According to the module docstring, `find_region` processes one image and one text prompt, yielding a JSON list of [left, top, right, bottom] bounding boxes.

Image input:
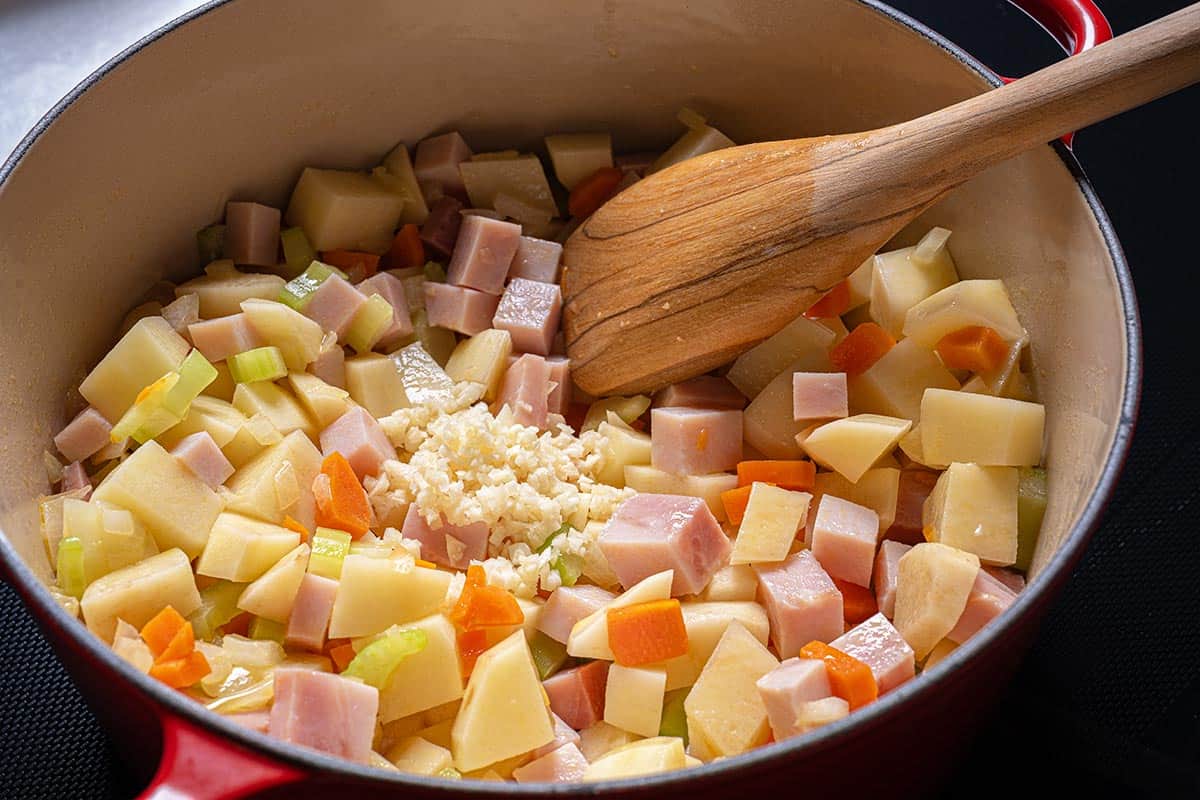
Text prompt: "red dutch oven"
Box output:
[[0, 0, 1138, 797]]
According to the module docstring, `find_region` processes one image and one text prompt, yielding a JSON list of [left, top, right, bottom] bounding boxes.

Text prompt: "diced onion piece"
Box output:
[[248, 616, 287, 644], [188, 581, 245, 640], [345, 293, 395, 354], [423, 261, 447, 283], [912, 226, 952, 266], [42, 451, 64, 485], [530, 630, 568, 680], [343, 626, 428, 688], [228, 347, 288, 384], [677, 107, 707, 130], [309, 527, 353, 580], [582, 395, 650, 433], [162, 349, 218, 417], [280, 227, 317, 277], [56, 537, 86, 599], [278, 261, 347, 311], [553, 554, 584, 587]]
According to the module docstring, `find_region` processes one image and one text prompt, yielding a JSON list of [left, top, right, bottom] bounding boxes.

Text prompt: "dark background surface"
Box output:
[[1, 0, 1198, 797]]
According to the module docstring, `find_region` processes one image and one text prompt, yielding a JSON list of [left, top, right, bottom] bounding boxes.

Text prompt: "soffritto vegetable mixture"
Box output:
[[39, 110, 1048, 782]]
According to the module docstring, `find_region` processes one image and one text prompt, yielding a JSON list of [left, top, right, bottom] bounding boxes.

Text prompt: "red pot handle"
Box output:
[[139, 712, 305, 800], [1002, 0, 1114, 146]]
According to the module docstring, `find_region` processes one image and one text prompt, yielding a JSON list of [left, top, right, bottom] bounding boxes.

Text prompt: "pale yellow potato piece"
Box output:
[[241, 299, 324, 371], [92, 440, 222, 558], [727, 316, 834, 399], [922, 638, 959, 670], [224, 413, 285, 469], [345, 353, 408, 417], [203, 362, 237, 402], [386, 736, 452, 775], [730, 484, 811, 565], [80, 548, 200, 643], [232, 381, 317, 441], [237, 543, 309, 622], [605, 664, 668, 738], [650, 123, 735, 173], [795, 696, 850, 733], [380, 143, 430, 225], [285, 167, 406, 253], [459, 156, 558, 217], [328, 556, 451, 639], [62, 499, 158, 587], [195, 512, 301, 582], [848, 337, 958, 421], [416, 719, 455, 750], [285, 372, 352, 428], [451, 631, 554, 772], [813, 468, 900, 534], [79, 316, 190, 422], [597, 417, 652, 488], [656, 601, 770, 691], [578, 722, 641, 762], [622, 466, 737, 521], [920, 389, 1045, 467], [902, 279, 1025, 348], [802, 414, 912, 483], [845, 256, 874, 309], [545, 133, 613, 190], [156, 396, 245, 451], [176, 264, 287, 319], [869, 229, 959, 337], [582, 737, 688, 781], [897, 424, 946, 470], [389, 342, 453, 405], [924, 463, 1019, 566], [567, 570, 674, 660], [697, 564, 758, 602], [894, 542, 980, 659], [224, 430, 321, 530], [684, 621, 778, 759], [378, 614, 465, 723], [445, 329, 513, 401], [743, 361, 813, 459]]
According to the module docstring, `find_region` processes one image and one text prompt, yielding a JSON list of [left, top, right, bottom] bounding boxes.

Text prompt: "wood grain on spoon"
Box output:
[[563, 3, 1200, 396]]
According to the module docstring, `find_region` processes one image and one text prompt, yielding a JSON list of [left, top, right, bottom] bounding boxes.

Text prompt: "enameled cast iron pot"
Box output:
[[0, 0, 1139, 797]]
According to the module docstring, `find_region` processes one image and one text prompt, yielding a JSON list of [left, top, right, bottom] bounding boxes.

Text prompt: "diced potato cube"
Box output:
[[445, 329, 513, 401], [459, 155, 558, 218], [727, 316, 834, 399], [380, 143, 430, 225], [604, 664, 667, 738], [344, 353, 408, 418], [897, 424, 944, 470], [79, 316, 190, 422], [224, 430, 322, 530], [237, 543, 310, 622], [923, 638, 959, 670], [386, 736, 453, 776], [176, 264, 286, 319], [920, 389, 1045, 467], [698, 564, 758, 602], [597, 417, 652, 488], [622, 466, 737, 522], [63, 499, 159, 586], [378, 614, 465, 723], [657, 601, 769, 691], [847, 337, 958, 421], [869, 229, 959, 337], [894, 542, 980, 659], [578, 722, 641, 762], [901, 279, 1025, 348], [802, 414, 911, 483], [581, 737, 687, 781], [650, 123, 735, 173], [195, 512, 301, 582], [232, 381, 317, 440], [545, 133, 613, 190], [924, 463, 1019, 566], [80, 548, 200, 642], [845, 256, 873, 310], [813, 468, 900, 534], [794, 696, 850, 733], [286, 372, 352, 428], [156, 396, 245, 451], [328, 556, 452, 639], [285, 167, 406, 253], [684, 621, 778, 759], [743, 361, 813, 459], [730, 484, 811, 565], [241, 299, 324, 371], [567, 571, 673, 660]]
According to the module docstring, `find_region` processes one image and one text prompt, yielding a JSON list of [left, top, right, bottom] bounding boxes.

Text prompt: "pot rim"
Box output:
[[0, 0, 1142, 793]]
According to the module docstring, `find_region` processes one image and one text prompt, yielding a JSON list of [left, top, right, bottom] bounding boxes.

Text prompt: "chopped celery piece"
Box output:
[[536, 522, 572, 554], [162, 349, 218, 417], [228, 346, 288, 384], [280, 227, 317, 277], [581, 395, 651, 433], [110, 372, 184, 444], [248, 616, 287, 644], [437, 768, 462, 780], [345, 293, 395, 354], [423, 261, 446, 283], [278, 261, 348, 311], [309, 527, 353, 579], [56, 537, 86, 599], [189, 581, 246, 640], [529, 630, 568, 680], [411, 308, 457, 367], [1016, 467, 1048, 572], [553, 554, 584, 587], [197, 224, 226, 262], [343, 627, 428, 688], [659, 688, 690, 743]]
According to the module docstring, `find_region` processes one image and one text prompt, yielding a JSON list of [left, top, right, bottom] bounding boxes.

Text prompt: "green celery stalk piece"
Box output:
[[228, 346, 288, 384], [535, 522, 572, 554], [659, 688, 690, 743], [162, 349, 218, 417], [529, 631, 569, 680], [1015, 467, 1048, 573], [56, 537, 86, 599], [197, 224, 226, 263], [422, 261, 447, 283], [280, 227, 317, 277], [188, 581, 246, 641], [411, 308, 457, 366], [343, 627, 428, 689], [553, 554, 584, 587], [345, 294, 395, 354], [309, 527, 353, 579], [110, 372, 184, 444], [278, 261, 348, 310], [248, 616, 287, 644]]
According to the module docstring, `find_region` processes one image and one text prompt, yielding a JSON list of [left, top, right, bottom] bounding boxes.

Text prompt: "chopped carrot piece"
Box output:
[[568, 167, 623, 219], [282, 515, 310, 544], [158, 622, 196, 663], [140, 606, 188, 659], [385, 224, 425, 269], [799, 640, 878, 710], [314, 452, 372, 538], [319, 250, 380, 279], [833, 578, 879, 625], [934, 325, 1009, 373], [721, 484, 755, 527], [149, 650, 211, 689], [607, 599, 689, 666], [222, 612, 252, 637], [457, 628, 489, 676], [736, 460, 816, 491], [449, 564, 524, 631], [328, 642, 357, 673], [803, 281, 851, 319], [829, 322, 895, 377], [414, 558, 438, 569]]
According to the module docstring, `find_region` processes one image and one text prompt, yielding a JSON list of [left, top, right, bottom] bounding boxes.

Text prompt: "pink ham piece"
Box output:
[[886, 469, 939, 546], [492, 278, 563, 356], [793, 373, 849, 422], [538, 585, 616, 644], [268, 667, 379, 763], [494, 354, 552, 429], [400, 505, 488, 569], [531, 713, 583, 759], [304, 275, 367, 340], [810, 495, 880, 588], [355, 272, 413, 350], [419, 195, 464, 259], [649, 407, 742, 476], [831, 612, 915, 693], [310, 339, 346, 389], [753, 551, 844, 658], [170, 431, 235, 488], [224, 201, 281, 267], [985, 566, 1026, 594], [54, 407, 112, 462], [599, 494, 732, 596], [873, 540, 912, 619], [756, 657, 834, 741], [546, 357, 571, 415], [445, 215, 521, 295], [509, 236, 563, 284], [653, 376, 746, 410], [512, 743, 588, 784], [285, 573, 339, 651], [60, 461, 91, 496], [424, 282, 500, 336], [543, 661, 609, 730], [413, 132, 472, 196], [227, 710, 271, 733], [162, 294, 200, 336], [947, 569, 1018, 644], [189, 313, 263, 362], [319, 406, 397, 480]]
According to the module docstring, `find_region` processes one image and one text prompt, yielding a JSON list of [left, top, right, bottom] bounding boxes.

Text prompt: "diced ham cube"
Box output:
[[492, 278, 563, 356], [831, 612, 915, 693], [793, 373, 849, 422], [225, 201, 281, 267], [285, 573, 339, 651], [599, 494, 732, 596], [509, 236, 563, 284], [984, 566, 1026, 594], [60, 461, 92, 496], [189, 313, 264, 362], [319, 406, 397, 480], [268, 667, 379, 763], [423, 282, 500, 336], [513, 743, 588, 783], [54, 407, 113, 462], [355, 273, 413, 350], [873, 540, 912, 619], [494, 354, 552, 429], [753, 551, 844, 658], [886, 469, 939, 545], [810, 495, 880, 588], [538, 585, 616, 644], [543, 661, 610, 730], [649, 407, 742, 476], [546, 357, 571, 415], [400, 505, 488, 569], [756, 657, 833, 741], [170, 431, 235, 489], [419, 195, 464, 259], [413, 132, 472, 196], [653, 376, 746, 410], [227, 710, 271, 733], [445, 215, 521, 295], [310, 337, 346, 388], [304, 275, 366, 339], [947, 569, 1018, 644], [531, 713, 583, 759]]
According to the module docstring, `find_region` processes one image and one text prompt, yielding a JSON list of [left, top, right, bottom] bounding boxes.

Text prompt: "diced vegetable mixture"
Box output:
[[39, 109, 1047, 782]]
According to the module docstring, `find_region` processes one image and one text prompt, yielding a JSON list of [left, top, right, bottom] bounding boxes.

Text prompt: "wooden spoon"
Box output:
[[562, 3, 1200, 396]]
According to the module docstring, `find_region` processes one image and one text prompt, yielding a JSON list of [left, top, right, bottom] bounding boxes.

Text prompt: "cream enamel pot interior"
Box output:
[[0, 0, 1138, 797]]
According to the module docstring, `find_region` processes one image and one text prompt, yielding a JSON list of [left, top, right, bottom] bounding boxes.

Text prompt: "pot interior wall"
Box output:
[[0, 0, 1126, 587]]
